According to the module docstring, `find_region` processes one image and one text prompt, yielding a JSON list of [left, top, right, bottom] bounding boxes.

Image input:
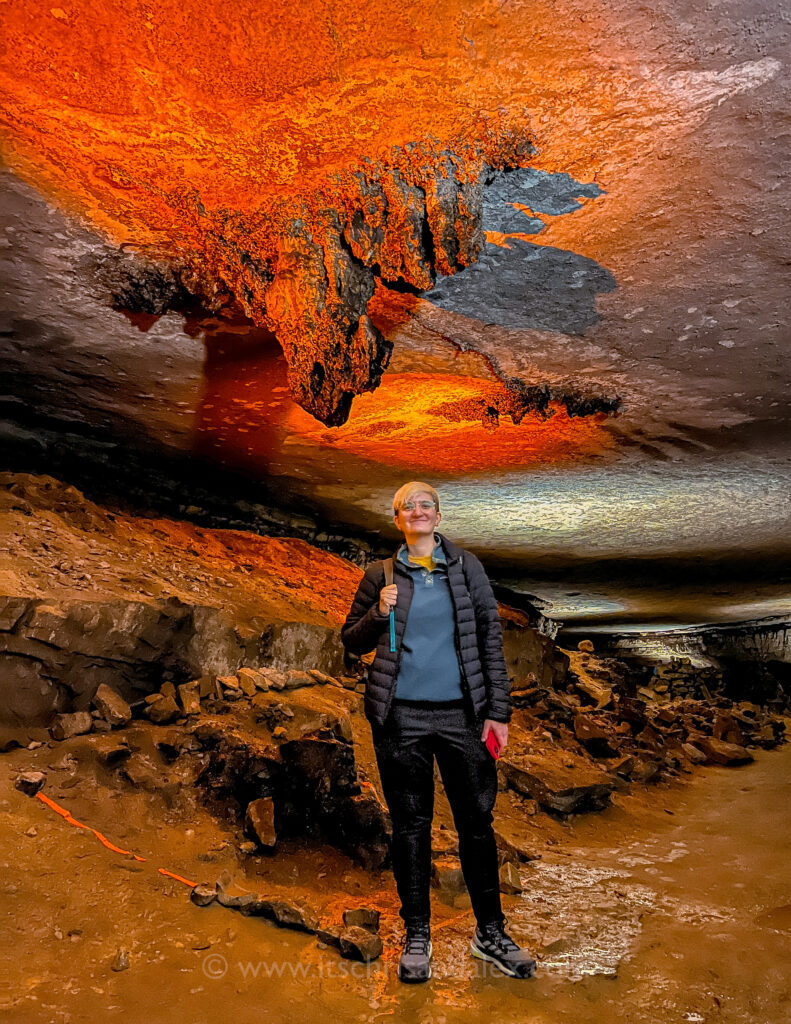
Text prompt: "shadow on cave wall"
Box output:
[[423, 167, 616, 333]]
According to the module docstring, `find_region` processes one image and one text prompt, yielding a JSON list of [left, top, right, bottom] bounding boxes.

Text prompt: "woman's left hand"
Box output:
[[481, 718, 508, 751]]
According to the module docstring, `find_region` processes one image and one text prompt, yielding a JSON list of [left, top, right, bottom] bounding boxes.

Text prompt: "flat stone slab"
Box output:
[[501, 755, 615, 814]]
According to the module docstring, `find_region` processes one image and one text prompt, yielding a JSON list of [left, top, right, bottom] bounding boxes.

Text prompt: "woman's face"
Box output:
[[394, 490, 441, 536]]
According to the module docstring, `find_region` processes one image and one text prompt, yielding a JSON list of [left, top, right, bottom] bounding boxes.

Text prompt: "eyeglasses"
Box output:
[[398, 500, 437, 513]]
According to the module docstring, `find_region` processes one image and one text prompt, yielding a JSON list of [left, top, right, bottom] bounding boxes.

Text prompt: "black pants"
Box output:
[[371, 697, 505, 931]]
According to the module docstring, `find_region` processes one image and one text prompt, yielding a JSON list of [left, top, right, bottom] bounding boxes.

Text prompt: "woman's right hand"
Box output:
[[379, 584, 398, 616]]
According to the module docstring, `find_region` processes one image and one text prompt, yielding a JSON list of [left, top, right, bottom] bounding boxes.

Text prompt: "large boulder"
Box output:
[[500, 755, 615, 814], [573, 713, 620, 757], [691, 736, 754, 765]]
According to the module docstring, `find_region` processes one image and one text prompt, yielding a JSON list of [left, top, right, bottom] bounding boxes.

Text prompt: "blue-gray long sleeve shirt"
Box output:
[[392, 534, 465, 701]]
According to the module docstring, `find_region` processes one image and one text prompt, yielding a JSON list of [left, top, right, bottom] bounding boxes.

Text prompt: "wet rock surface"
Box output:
[[0, 0, 790, 640]]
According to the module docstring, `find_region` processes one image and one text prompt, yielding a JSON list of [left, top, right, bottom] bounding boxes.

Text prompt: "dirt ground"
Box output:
[[2, 717, 790, 1024]]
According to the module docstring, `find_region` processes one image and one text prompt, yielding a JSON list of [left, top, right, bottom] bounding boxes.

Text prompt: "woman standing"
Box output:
[[341, 481, 536, 983]]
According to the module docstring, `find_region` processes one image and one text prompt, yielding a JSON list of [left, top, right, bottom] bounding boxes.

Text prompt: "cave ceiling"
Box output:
[[0, 0, 789, 631]]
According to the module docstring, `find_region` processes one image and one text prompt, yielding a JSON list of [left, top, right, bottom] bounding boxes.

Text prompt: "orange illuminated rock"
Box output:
[[0, 1, 540, 424], [1, 1, 713, 430]]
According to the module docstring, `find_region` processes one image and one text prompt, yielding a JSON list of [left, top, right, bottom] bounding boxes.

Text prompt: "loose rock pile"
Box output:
[[44, 668, 359, 739], [42, 653, 789, 834], [639, 657, 722, 701], [36, 666, 542, 902], [503, 657, 786, 818]]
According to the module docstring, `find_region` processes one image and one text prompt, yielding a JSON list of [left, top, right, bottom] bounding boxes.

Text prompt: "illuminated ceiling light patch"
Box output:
[[285, 374, 615, 473]]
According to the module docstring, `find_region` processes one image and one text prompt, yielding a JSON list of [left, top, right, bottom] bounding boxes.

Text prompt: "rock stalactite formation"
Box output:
[[0, 0, 539, 425], [40, 136, 538, 427], [170, 138, 534, 425], [1, 0, 539, 424]]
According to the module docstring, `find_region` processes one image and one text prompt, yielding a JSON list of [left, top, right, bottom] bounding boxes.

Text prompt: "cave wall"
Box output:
[[0, 595, 346, 727]]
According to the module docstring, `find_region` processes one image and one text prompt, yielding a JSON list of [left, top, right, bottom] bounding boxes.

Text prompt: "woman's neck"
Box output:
[[405, 532, 437, 557]]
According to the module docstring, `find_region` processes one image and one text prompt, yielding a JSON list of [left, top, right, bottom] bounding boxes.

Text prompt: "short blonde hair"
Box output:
[[392, 481, 440, 515]]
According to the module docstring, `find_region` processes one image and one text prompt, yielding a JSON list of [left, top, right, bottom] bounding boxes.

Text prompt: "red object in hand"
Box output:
[[485, 730, 501, 759]]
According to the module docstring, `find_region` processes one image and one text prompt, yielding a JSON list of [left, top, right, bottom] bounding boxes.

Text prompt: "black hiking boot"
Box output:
[[470, 917, 537, 978], [398, 924, 432, 983]]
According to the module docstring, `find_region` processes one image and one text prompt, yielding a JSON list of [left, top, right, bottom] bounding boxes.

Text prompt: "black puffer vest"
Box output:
[[340, 532, 511, 727]]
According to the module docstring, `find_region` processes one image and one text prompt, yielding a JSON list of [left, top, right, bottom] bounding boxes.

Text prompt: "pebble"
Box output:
[[15, 771, 47, 796], [111, 950, 130, 972]]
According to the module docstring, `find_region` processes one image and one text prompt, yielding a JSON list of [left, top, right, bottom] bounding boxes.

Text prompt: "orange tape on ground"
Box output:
[[35, 791, 161, 866], [158, 867, 197, 887], [36, 791, 146, 859]]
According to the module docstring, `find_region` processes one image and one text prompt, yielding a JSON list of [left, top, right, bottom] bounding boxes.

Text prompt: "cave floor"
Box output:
[[1, 731, 789, 1024]]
